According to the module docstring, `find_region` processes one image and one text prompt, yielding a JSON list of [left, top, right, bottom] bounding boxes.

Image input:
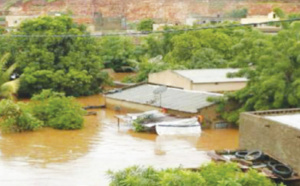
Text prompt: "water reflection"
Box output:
[[0, 94, 239, 185]]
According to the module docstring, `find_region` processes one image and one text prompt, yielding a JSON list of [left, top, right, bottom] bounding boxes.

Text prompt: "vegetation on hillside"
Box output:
[[107, 162, 282, 186]]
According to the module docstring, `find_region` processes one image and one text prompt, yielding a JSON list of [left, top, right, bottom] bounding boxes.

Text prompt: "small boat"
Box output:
[[154, 118, 201, 136], [115, 110, 202, 136]]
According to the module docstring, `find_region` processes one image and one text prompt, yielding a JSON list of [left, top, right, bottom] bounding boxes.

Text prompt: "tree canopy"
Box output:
[[10, 16, 107, 97]]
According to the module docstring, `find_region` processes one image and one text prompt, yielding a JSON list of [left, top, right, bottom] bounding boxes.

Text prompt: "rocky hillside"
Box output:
[[1, 0, 300, 23]]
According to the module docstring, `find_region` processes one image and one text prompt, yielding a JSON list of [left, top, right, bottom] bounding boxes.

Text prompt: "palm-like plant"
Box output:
[[0, 53, 19, 99]]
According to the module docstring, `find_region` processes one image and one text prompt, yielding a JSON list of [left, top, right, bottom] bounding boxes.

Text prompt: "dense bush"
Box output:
[[0, 90, 86, 133], [31, 90, 86, 130], [137, 19, 155, 32], [0, 99, 43, 133], [107, 163, 281, 186]]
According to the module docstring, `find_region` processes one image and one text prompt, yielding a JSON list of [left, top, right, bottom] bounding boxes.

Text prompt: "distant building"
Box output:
[[240, 108, 300, 173], [105, 83, 224, 128], [186, 15, 239, 26], [241, 11, 280, 27], [5, 15, 38, 29], [148, 69, 247, 93], [153, 23, 174, 31]]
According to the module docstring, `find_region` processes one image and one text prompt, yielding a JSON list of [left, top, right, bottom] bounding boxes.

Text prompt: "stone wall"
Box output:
[[240, 109, 300, 173]]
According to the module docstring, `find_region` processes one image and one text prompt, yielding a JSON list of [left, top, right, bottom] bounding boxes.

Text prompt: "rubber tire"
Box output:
[[272, 164, 293, 178], [235, 150, 248, 159], [244, 150, 263, 161], [267, 160, 279, 169]]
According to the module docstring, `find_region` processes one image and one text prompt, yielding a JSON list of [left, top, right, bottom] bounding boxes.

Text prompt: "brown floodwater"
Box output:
[[0, 95, 238, 186]]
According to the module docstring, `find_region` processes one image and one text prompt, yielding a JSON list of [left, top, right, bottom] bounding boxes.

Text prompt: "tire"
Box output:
[[244, 150, 263, 161], [235, 150, 248, 159], [272, 164, 293, 178], [267, 160, 279, 169]]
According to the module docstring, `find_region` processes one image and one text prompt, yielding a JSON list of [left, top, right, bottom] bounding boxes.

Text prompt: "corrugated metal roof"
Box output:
[[106, 84, 222, 113], [173, 69, 248, 83], [265, 114, 300, 130]]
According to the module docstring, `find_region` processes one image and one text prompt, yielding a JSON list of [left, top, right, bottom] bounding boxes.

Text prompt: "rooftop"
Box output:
[[265, 114, 300, 130], [106, 84, 222, 113], [173, 69, 248, 83], [245, 108, 300, 130]]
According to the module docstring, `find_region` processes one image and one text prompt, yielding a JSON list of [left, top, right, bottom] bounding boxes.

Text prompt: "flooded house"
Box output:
[[105, 83, 224, 128], [240, 109, 300, 173], [148, 69, 247, 93]]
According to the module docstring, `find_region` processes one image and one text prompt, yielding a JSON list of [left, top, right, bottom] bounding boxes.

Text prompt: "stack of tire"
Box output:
[[235, 150, 293, 178]]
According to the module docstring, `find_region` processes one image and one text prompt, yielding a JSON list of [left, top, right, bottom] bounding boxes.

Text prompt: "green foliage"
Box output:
[[31, 89, 86, 130], [108, 166, 160, 186], [10, 16, 106, 97], [97, 36, 137, 72], [137, 19, 155, 32], [0, 53, 19, 99], [107, 163, 279, 186], [226, 8, 248, 18], [159, 168, 206, 186], [0, 90, 85, 133], [212, 24, 300, 124], [132, 118, 146, 132], [0, 99, 43, 133]]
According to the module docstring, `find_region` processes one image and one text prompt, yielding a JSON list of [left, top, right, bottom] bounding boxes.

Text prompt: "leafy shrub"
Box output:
[[107, 163, 281, 186], [0, 99, 43, 133], [137, 19, 155, 32], [132, 118, 146, 132], [159, 168, 206, 186], [31, 89, 86, 130], [107, 166, 160, 186]]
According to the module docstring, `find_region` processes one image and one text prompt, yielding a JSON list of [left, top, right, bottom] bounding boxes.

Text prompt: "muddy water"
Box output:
[[0, 95, 238, 186]]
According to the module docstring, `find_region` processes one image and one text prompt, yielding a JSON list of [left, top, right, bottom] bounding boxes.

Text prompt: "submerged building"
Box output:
[[240, 109, 300, 173], [148, 69, 247, 93], [105, 83, 224, 128]]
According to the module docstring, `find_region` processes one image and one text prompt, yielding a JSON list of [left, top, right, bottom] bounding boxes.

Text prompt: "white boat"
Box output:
[[116, 110, 202, 136], [154, 118, 201, 136]]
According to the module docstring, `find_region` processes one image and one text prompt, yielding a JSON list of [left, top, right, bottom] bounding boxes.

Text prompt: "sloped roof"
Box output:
[[173, 69, 247, 83], [106, 84, 222, 113]]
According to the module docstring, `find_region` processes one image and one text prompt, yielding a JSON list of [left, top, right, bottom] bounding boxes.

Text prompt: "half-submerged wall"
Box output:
[[240, 109, 300, 173]]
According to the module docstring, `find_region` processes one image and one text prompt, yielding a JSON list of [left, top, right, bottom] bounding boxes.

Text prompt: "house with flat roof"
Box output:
[[240, 108, 300, 173], [148, 69, 247, 93], [105, 83, 224, 128], [241, 11, 280, 29]]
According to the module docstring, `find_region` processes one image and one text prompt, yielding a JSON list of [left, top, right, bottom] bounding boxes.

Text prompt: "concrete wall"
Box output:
[[240, 112, 300, 173], [105, 97, 221, 129], [192, 81, 247, 93], [148, 70, 192, 90]]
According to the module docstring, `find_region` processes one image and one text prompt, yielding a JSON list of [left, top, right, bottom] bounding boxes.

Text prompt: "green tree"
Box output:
[[213, 23, 300, 124], [0, 53, 19, 99], [137, 19, 155, 32], [97, 36, 137, 72], [13, 16, 107, 97]]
